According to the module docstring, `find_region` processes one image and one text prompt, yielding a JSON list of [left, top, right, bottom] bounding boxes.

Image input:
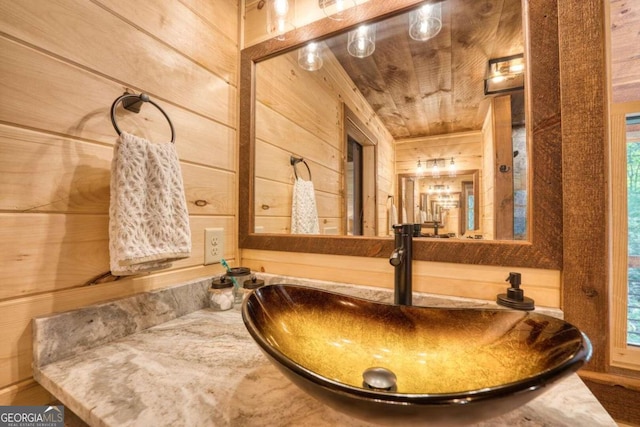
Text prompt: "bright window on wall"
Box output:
[[627, 113, 640, 347], [611, 102, 640, 370]]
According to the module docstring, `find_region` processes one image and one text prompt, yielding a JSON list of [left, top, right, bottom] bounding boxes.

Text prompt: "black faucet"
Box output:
[[389, 224, 413, 305]]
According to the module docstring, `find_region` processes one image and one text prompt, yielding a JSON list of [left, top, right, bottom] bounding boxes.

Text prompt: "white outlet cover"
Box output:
[[204, 228, 224, 265]]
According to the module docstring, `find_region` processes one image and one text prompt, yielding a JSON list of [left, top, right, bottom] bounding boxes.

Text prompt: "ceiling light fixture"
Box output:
[[409, 2, 442, 41], [484, 54, 525, 95], [448, 157, 456, 177], [318, 0, 356, 21], [431, 159, 440, 178], [347, 24, 376, 58], [267, 0, 294, 41], [298, 42, 323, 71]]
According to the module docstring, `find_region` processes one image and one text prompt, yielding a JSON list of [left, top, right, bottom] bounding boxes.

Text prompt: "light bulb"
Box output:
[[348, 25, 376, 58], [274, 0, 289, 16], [298, 42, 323, 71], [510, 63, 525, 73], [409, 3, 442, 41], [448, 158, 456, 177], [431, 161, 440, 178]]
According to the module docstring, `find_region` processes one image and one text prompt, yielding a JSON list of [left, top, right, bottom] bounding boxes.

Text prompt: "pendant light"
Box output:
[[347, 24, 376, 58], [319, 0, 356, 21], [409, 3, 442, 41], [298, 42, 323, 71], [267, 0, 294, 40]]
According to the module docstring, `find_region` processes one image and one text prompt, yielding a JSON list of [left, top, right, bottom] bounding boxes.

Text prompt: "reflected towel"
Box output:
[[388, 203, 398, 233], [291, 178, 319, 234], [109, 132, 191, 275]]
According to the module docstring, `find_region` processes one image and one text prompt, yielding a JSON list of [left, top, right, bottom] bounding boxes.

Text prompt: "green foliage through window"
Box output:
[[627, 114, 640, 346]]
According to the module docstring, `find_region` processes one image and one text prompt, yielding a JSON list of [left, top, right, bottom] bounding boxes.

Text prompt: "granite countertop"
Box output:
[[33, 276, 617, 427]]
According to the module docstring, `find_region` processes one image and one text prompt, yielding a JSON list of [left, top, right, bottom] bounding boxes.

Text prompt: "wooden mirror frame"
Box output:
[[239, 0, 562, 269]]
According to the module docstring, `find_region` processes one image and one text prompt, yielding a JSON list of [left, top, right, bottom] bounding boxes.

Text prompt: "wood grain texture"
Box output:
[[97, 0, 238, 85], [0, 0, 236, 126], [558, 0, 610, 372], [0, 0, 239, 404], [610, 0, 640, 103], [493, 95, 514, 240], [252, 36, 394, 235], [241, 248, 560, 306], [582, 377, 640, 425]]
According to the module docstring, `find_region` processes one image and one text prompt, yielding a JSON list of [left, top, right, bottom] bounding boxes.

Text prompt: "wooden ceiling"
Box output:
[[326, 0, 524, 139]]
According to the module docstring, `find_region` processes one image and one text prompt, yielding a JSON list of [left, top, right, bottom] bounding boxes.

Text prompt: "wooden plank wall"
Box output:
[[254, 45, 395, 236], [0, 0, 239, 405], [481, 103, 495, 239], [610, 0, 640, 103], [242, 249, 561, 306]]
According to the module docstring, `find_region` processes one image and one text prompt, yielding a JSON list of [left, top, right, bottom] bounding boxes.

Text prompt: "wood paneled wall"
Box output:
[[481, 103, 495, 239], [395, 131, 483, 175], [254, 45, 395, 236], [0, 0, 239, 405], [242, 249, 561, 306]]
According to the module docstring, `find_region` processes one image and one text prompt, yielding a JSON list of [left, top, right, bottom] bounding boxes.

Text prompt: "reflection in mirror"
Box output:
[[253, 0, 526, 241], [398, 170, 480, 238], [239, 0, 563, 269]]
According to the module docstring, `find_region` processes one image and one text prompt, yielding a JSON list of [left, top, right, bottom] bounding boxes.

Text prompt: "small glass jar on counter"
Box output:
[[208, 276, 234, 311], [226, 267, 251, 306], [241, 275, 265, 302]]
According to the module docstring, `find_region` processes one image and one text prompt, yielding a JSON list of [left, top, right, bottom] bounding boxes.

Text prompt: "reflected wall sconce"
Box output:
[[318, 0, 356, 21], [347, 24, 376, 58], [484, 54, 525, 95], [267, 0, 295, 40], [419, 157, 456, 178], [298, 42, 323, 71], [448, 157, 456, 177], [427, 185, 450, 195], [431, 159, 440, 178], [409, 2, 442, 41]]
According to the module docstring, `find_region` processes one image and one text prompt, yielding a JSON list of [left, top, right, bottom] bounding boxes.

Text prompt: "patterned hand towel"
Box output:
[[109, 132, 191, 275], [291, 177, 319, 234]]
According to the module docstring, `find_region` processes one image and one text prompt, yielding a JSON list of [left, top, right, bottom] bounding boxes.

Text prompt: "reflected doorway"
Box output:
[[344, 105, 377, 236], [346, 137, 363, 235]]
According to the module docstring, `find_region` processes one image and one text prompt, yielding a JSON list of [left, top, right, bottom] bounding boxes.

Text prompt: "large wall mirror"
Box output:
[[239, 0, 562, 269]]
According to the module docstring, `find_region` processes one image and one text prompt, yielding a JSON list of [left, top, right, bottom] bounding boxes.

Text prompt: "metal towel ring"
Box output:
[[110, 92, 176, 143], [290, 156, 312, 180]]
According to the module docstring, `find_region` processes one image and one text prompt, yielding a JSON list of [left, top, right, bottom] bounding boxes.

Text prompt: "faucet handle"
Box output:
[[389, 248, 404, 266]]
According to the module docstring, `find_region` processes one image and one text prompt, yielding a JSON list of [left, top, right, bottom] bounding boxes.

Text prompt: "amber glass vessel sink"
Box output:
[[242, 284, 591, 426]]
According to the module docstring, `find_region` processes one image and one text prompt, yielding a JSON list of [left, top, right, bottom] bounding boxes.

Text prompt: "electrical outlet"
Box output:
[[204, 228, 224, 265]]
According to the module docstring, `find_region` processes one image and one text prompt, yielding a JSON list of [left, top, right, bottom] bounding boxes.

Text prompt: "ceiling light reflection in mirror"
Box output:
[[253, 0, 526, 241]]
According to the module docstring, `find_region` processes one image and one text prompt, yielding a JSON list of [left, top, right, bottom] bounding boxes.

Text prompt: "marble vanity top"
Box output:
[[32, 275, 616, 427]]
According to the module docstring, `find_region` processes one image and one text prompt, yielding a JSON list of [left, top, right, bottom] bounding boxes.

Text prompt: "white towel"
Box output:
[[291, 178, 319, 234], [109, 132, 191, 275]]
